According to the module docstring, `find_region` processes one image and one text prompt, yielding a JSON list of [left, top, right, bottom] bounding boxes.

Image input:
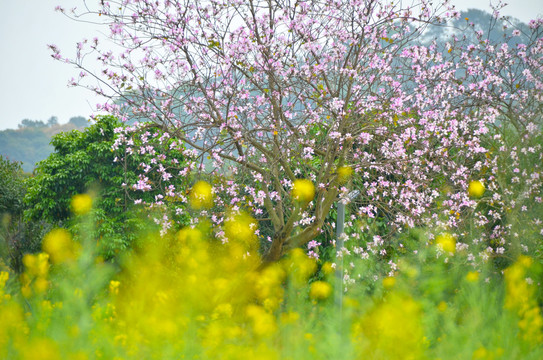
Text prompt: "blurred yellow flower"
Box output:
[[291, 179, 315, 203], [466, 271, 480, 282], [246, 305, 277, 337], [190, 180, 214, 209], [383, 276, 396, 289], [177, 227, 203, 246], [504, 256, 543, 343], [109, 280, 120, 295], [224, 211, 258, 250], [280, 311, 300, 324], [468, 180, 485, 199], [356, 294, 424, 359], [286, 249, 317, 286], [309, 281, 332, 300], [20, 338, 60, 360], [436, 233, 456, 254], [321, 262, 335, 276], [212, 303, 233, 320], [337, 165, 353, 184], [472, 346, 488, 359], [34, 278, 49, 294], [71, 193, 93, 215], [0, 271, 8, 286], [22, 253, 49, 277], [42, 229, 76, 264]]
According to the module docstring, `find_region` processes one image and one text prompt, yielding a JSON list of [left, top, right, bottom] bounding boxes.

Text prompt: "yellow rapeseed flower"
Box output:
[[42, 228, 76, 264], [466, 271, 480, 282], [280, 311, 300, 325], [22, 253, 49, 277], [246, 305, 277, 337], [20, 338, 60, 360], [189, 180, 214, 209], [321, 262, 335, 276], [436, 232, 456, 254], [472, 346, 488, 359], [0, 271, 9, 299], [468, 180, 485, 199], [177, 227, 203, 246], [0, 271, 7, 285], [291, 179, 315, 203], [256, 263, 286, 300], [224, 211, 258, 250], [504, 256, 543, 343], [285, 248, 317, 286], [34, 277, 49, 294], [309, 281, 332, 300], [383, 276, 396, 289], [337, 165, 353, 184], [356, 294, 424, 359], [71, 193, 93, 215], [109, 280, 121, 295]]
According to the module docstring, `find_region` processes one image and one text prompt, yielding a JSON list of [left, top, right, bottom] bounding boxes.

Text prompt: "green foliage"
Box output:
[[0, 156, 26, 217], [0, 156, 26, 268], [0, 156, 45, 272], [24, 115, 189, 259]]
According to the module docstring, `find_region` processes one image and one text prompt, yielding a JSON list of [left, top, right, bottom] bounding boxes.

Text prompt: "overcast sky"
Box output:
[[1, 0, 542, 130]]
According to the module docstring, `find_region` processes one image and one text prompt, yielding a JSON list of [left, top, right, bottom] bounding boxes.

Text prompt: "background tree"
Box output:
[[68, 116, 88, 128], [46, 116, 59, 127], [53, 1, 543, 263], [0, 156, 42, 272], [18, 119, 46, 129], [24, 115, 190, 258], [0, 157, 26, 218]]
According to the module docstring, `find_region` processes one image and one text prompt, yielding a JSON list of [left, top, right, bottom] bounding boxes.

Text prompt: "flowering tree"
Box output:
[[51, 0, 543, 263]]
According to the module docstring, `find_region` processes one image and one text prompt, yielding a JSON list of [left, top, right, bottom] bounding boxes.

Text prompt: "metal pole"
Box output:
[[335, 200, 346, 311], [335, 190, 360, 316]]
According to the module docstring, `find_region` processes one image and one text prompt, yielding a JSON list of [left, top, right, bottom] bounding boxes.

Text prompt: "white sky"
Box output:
[[0, 0, 542, 130]]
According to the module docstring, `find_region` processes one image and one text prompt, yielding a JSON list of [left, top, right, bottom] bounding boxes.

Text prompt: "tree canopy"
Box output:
[[52, 1, 543, 262]]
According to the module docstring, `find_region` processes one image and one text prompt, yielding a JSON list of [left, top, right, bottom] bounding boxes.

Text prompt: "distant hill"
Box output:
[[0, 116, 90, 173]]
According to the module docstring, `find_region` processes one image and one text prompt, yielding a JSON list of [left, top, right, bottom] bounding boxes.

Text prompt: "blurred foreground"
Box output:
[[1, 209, 542, 360]]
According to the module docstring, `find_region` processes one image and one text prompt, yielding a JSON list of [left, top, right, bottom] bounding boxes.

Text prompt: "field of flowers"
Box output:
[[2, 1, 543, 358], [1, 182, 542, 360]]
